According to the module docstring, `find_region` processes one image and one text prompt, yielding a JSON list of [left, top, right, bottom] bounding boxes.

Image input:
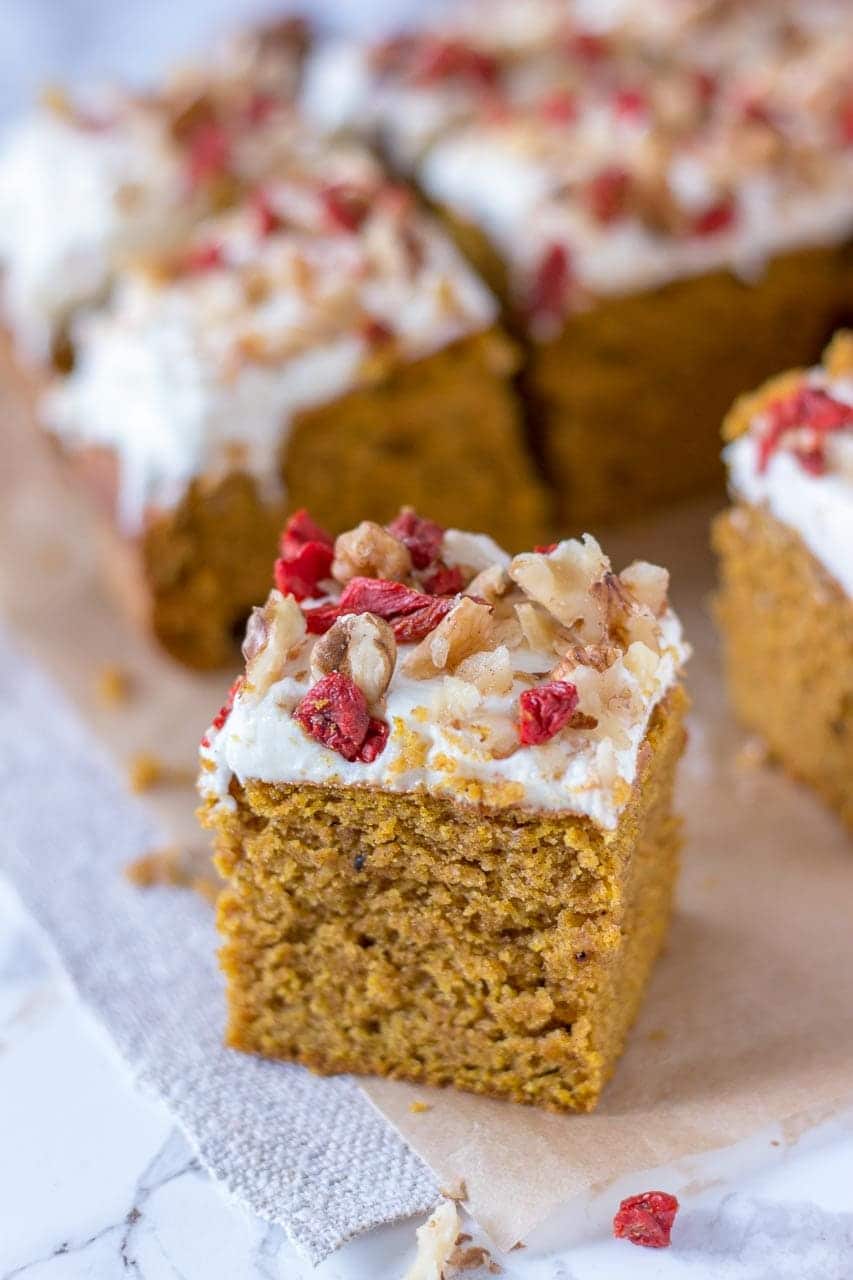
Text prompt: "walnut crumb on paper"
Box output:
[[403, 1200, 460, 1280], [440, 1179, 468, 1202], [448, 1242, 502, 1273]]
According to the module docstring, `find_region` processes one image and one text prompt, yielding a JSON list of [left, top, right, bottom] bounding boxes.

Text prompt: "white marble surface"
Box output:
[[2, 877, 853, 1280]]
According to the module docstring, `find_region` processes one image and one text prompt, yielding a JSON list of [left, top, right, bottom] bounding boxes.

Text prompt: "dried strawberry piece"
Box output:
[[186, 121, 231, 186], [518, 680, 579, 745], [539, 89, 578, 124], [527, 243, 573, 327], [360, 717, 390, 763], [303, 577, 456, 641], [280, 509, 334, 560], [421, 564, 464, 596], [293, 672, 377, 761], [244, 92, 278, 127], [320, 182, 371, 232], [534, 542, 558, 554], [201, 676, 244, 748], [361, 315, 395, 347], [839, 96, 853, 145], [583, 166, 631, 225], [386, 509, 445, 569], [410, 37, 498, 88], [564, 30, 608, 63], [691, 196, 736, 236], [275, 509, 334, 601], [391, 597, 456, 642], [183, 241, 224, 274], [251, 189, 282, 237], [757, 385, 853, 474], [613, 1191, 679, 1248], [614, 87, 648, 120]]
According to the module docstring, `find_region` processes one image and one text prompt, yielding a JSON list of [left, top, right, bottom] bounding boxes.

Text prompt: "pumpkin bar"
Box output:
[[0, 17, 310, 368], [305, 0, 853, 524], [198, 508, 689, 1112], [714, 332, 853, 830], [38, 125, 545, 668]]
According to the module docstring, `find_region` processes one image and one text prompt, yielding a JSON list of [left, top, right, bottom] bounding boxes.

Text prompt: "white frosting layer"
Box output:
[[0, 110, 184, 359], [44, 204, 496, 532], [200, 532, 689, 831], [725, 378, 853, 598]]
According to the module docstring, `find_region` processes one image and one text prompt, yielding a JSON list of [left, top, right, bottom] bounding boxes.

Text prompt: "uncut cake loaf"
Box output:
[[7, 91, 545, 668], [305, 0, 853, 524], [198, 508, 689, 1112], [714, 333, 853, 830]]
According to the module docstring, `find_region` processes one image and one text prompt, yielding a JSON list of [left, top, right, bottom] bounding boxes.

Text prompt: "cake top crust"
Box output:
[[303, 0, 853, 335], [723, 333, 853, 597], [200, 509, 688, 830]]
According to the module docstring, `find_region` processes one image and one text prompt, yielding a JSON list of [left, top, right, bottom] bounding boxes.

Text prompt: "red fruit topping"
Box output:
[[527, 244, 573, 327], [757, 385, 853, 474], [280, 509, 334, 559], [200, 676, 244, 748], [274, 509, 334, 601], [564, 31, 608, 63], [534, 542, 558, 554], [386, 509, 445, 569], [613, 1191, 679, 1249], [183, 241, 224, 274], [320, 182, 371, 232], [421, 563, 464, 596], [186, 121, 231, 186], [539, 89, 578, 124], [583, 166, 631, 225], [614, 87, 648, 120], [518, 680, 579, 745], [293, 672, 387, 762], [361, 315, 395, 347], [693, 69, 718, 105], [691, 196, 736, 236], [251, 189, 282, 237], [303, 577, 456, 642], [274, 542, 334, 601], [410, 37, 498, 88], [245, 92, 278, 126], [839, 96, 853, 145]]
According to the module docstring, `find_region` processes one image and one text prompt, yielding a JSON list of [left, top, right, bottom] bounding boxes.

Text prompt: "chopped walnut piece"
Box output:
[[243, 590, 306, 696], [823, 330, 853, 378], [441, 529, 510, 575], [310, 611, 396, 706], [592, 572, 661, 652], [509, 535, 608, 640], [456, 645, 515, 696], [449, 1243, 502, 1274], [514, 601, 567, 653], [404, 598, 496, 679], [555, 642, 621, 675], [332, 521, 412, 584], [403, 1201, 460, 1280], [619, 562, 669, 616], [465, 562, 510, 603], [623, 641, 662, 696]]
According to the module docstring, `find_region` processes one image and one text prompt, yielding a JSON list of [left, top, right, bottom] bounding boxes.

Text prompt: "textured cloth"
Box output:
[[0, 629, 438, 1262]]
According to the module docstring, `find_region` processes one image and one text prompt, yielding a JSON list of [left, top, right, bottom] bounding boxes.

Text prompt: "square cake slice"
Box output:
[[714, 332, 853, 830], [198, 508, 689, 1112], [305, 0, 853, 525]]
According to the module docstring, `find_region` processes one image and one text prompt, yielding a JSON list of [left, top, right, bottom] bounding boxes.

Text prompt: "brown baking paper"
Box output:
[[2, 348, 852, 1253]]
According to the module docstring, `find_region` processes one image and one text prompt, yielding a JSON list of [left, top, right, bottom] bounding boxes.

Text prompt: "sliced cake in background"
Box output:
[[714, 332, 853, 830]]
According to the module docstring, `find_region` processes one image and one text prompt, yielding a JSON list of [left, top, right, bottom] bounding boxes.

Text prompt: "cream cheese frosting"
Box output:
[[725, 364, 853, 598], [43, 159, 496, 532], [200, 522, 689, 831]]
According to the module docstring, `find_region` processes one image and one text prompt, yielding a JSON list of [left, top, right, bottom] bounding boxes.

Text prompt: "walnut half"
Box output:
[[310, 611, 396, 706]]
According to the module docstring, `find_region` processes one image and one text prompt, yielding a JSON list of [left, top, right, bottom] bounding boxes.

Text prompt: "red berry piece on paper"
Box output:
[[613, 1191, 679, 1248]]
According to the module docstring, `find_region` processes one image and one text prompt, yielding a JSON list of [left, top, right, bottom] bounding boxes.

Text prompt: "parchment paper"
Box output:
[[1, 345, 851, 1255]]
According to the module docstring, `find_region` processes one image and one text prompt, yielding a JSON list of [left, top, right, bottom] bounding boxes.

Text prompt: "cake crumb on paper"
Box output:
[[128, 751, 194, 793], [125, 847, 219, 904], [440, 1179, 467, 1203], [449, 1241, 501, 1273], [409, 1099, 432, 1114], [96, 663, 133, 706], [403, 1200, 459, 1280]]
